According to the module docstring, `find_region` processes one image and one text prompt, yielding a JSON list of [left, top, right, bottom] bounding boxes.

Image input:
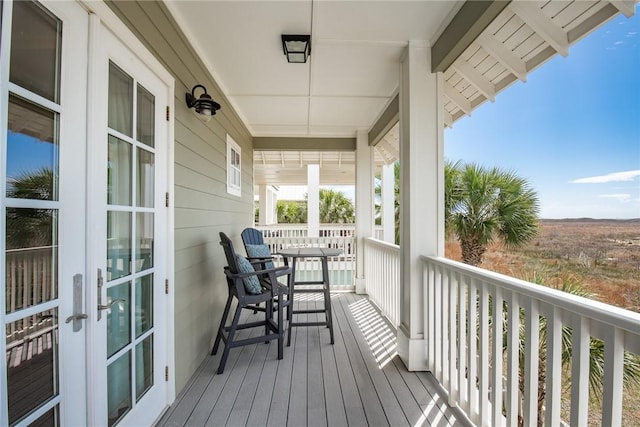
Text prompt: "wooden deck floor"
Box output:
[[156, 293, 468, 427]]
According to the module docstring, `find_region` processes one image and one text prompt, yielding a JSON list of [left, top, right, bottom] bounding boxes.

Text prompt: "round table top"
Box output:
[[277, 247, 343, 258]]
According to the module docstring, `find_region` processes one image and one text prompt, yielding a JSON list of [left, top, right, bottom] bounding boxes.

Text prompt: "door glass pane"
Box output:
[[10, 1, 62, 102], [29, 405, 59, 427], [107, 211, 131, 281], [5, 208, 58, 313], [6, 95, 58, 200], [135, 335, 153, 401], [136, 148, 154, 208], [135, 274, 153, 337], [107, 136, 131, 206], [108, 62, 133, 137], [107, 352, 131, 427], [106, 282, 130, 358], [6, 308, 59, 425], [136, 213, 153, 272], [136, 84, 154, 148]]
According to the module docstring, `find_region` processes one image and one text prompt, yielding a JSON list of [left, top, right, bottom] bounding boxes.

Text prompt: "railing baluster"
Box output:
[[468, 279, 478, 423], [570, 317, 590, 426], [442, 268, 450, 389], [602, 326, 624, 426], [545, 305, 562, 427], [506, 291, 520, 426], [523, 298, 539, 427], [478, 281, 490, 426], [458, 273, 468, 412], [449, 270, 458, 405], [492, 287, 504, 427]]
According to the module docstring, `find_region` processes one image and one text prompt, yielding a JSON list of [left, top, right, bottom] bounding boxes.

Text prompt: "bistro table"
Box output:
[[277, 247, 342, 345]]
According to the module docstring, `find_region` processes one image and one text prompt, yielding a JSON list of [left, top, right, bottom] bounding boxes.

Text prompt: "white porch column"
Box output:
[[307, 164, 320, 238], [382, 163, 395, 244], [258, 184, 268, 226], [355, 130, 373, 294], [397, 41, 444, 371]]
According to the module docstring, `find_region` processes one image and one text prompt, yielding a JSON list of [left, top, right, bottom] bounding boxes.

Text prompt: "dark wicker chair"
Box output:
[[211, 232, 290, 374]]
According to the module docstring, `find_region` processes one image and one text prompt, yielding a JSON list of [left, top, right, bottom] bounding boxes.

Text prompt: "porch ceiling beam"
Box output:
[[453, 61, 496, 102], [253, 137, 356, 151], [510, 1, 569, 57], [444, 81, 472, 115], [610, 0, 636, 18], [431, 1, 511, 73], [368, 94, 399, 147], [476, 33, 528, 82]]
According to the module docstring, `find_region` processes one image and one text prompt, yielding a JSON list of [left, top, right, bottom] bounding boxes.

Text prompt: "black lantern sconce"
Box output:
[[185, 84, 221, 122], [281, 34, 311, 63]]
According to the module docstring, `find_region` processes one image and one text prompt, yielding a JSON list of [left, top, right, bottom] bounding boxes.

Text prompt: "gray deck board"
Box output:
[[155, 293, 466, 427]]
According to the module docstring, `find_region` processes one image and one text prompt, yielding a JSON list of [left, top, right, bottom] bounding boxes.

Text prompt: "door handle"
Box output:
[[66, 274, 87, 332], [98, 299, 126, 311], [97, 268, 127, 320], [65, 313, 88, 323]]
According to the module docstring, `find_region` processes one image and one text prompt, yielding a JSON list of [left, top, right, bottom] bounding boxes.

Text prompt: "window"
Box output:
[[226, 134, 241, 196]]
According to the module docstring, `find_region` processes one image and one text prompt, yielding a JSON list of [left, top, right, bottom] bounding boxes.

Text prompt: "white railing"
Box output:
[[5, 246, 56, 321], [364, 237, 400, 326], [259, 232, 356, 287], [422, 255, 640, 427], [256, 224, 384, 239]]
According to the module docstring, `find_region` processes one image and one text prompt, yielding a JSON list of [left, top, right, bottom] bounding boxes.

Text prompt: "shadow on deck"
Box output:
[[156, 293, 469, 426]]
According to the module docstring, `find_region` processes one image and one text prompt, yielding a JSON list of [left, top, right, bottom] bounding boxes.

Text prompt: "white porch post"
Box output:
[[355, 130, 373, 294], [397, 40, 444, 371], [382, 163, 395, 244], [258, 184, 267, 226], [307, 164, 320, 238]]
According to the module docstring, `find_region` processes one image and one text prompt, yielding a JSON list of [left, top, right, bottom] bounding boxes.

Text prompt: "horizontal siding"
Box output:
[[106, 1, 254, 395]]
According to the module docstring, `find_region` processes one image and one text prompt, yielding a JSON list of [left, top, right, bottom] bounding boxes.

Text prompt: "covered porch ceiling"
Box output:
[[164, 0, 636, 186]]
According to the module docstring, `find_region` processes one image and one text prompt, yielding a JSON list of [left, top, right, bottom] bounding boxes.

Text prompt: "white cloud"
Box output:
[[570, 170, 640, 184], [598, 193, 632, 202]]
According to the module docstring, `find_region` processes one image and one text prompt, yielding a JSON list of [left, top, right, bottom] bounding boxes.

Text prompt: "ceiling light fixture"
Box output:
[[185, 84, 221, 122], [281, 34, 311, 63]]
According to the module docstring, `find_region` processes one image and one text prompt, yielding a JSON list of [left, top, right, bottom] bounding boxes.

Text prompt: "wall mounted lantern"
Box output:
[[185, 84, 221, 122], [281, 34, 311, 63]]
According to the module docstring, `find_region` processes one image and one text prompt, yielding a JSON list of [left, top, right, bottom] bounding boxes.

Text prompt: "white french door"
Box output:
[[87, 17, 170, 427], [1, 1, 89, 425], [1, 1, 172, 426]]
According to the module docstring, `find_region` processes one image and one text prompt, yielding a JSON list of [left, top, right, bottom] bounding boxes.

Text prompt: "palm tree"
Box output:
[[276, 200, 307, 223], [445, 161, 540, 266], [6, 167, 56, 249], [318, 188, 354, 224]]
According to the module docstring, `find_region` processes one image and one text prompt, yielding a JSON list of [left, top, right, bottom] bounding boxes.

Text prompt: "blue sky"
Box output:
[[445, 9, 640, 219]]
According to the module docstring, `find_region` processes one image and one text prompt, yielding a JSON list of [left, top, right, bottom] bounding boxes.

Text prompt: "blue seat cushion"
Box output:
[[235, 255, 262, 295], [245, 244, 274, 269]]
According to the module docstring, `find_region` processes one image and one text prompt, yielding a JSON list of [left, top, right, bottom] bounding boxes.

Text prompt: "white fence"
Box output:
[[364, 237, 400, 326], [421, 255, 640, 427], [256, 224, 384, 240]]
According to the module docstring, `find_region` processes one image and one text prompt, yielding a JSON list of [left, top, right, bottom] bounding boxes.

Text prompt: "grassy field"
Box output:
[[445, 218, 640, 425], [446, 218, 640, 311]]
